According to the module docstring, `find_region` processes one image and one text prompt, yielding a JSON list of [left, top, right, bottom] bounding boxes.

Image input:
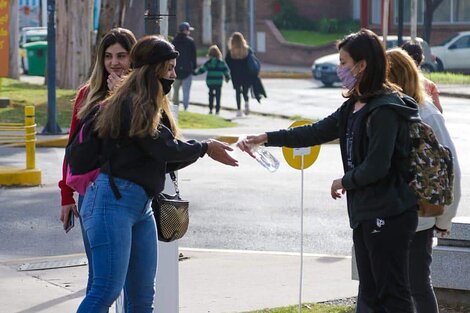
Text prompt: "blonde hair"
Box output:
[[95, 36, 180, 139], [207, 45, 222, 60], [386, 48, 426, 105], [78, 28, 136, 119], [228, 32, 249, 59]]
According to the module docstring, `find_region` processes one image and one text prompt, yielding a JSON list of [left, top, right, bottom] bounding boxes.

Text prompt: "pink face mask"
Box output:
[[336, 66, 357, 90]]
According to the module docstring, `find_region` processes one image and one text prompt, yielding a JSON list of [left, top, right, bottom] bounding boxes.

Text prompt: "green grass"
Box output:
[[245, 303, 354, 313], [0, 78, 235, 129], [280, 30, 346, 46], [424, 72, 470, 85]]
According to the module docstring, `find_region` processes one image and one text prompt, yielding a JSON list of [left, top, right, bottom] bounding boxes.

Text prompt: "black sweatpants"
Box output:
[[354, 209, 418, 313], [208, 85, 222, 113], [409, 227, 439, 313]]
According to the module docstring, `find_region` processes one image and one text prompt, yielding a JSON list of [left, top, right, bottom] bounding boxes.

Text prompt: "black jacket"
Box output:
[[100, 97, 207, 197], [225, 49, 257, 88], [266, 92, 419, 228], [172, 33, 197, 80]]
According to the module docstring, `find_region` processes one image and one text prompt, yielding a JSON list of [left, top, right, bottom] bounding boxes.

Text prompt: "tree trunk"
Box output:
[[56, 0, 93, 89], [123, 0, 145, 39], [422, 0, 444, 44], [8, 0, 19, 79], [96, 0, 126, 43]]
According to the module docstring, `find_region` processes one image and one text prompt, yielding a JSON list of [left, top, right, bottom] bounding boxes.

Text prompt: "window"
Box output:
[[371, 0, 382, 25], [394, 0, 470, 24], [394, 0, 424, 24], [454, 0, 470, 22], [434, 0, 451, 23], [452, 35, 470, 49]]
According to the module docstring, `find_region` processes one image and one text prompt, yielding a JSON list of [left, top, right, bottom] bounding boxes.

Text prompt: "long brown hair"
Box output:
[[387, 48, 426, 105], [77, 28, 136, 119], [228, 32, 249, 59], [94, 36, 180, 139], [337, 29, 399, 102]]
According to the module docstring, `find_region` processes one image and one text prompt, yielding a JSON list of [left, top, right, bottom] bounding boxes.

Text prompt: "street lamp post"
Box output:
[[42, 0, 62, 135]]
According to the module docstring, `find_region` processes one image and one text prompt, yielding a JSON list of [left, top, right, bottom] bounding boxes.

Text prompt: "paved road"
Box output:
[[0, 79, 468, 260]]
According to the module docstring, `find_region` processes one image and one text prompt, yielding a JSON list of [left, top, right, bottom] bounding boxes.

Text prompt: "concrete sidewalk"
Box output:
[[0, 249, 358, 313]]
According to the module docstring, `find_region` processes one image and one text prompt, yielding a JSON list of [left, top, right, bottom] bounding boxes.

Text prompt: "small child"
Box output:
[[194, 45, 230, 114]]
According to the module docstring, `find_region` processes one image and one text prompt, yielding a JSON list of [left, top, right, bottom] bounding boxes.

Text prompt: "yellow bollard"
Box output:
[[25, 106, 36, 169]]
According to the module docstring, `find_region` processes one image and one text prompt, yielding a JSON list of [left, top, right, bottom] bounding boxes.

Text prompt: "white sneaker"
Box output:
[[244, 102, 250, 115], [236, 110, 243, 117]]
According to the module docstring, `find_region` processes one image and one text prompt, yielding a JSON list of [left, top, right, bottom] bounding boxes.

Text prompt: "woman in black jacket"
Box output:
[[238, 29, 419, 313], [76, 36, 238, 313], [225, 32, 257, 117]]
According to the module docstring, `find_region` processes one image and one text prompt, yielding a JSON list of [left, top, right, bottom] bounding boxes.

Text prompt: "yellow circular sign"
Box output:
[[282, 120, 321, 170]]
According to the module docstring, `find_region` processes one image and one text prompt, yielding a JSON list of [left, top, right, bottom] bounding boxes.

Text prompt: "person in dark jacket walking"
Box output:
[[172, 22, 197, 111], [238, 29, 419, 313], [225, 32, 257, 117], [194, 45, 230, 114], [76, 36, 238, 313]]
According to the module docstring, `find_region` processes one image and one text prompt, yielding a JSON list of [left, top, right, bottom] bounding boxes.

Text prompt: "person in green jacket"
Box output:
[[194, 45, 230, 114], [238, 29, 419, 313]]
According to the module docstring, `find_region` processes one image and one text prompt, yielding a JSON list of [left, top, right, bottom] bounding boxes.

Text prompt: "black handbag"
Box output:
[[152, 172, 189, 242]]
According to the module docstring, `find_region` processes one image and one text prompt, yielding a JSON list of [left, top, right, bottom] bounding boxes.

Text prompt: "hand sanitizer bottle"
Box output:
[[250, 145, 280, 172]]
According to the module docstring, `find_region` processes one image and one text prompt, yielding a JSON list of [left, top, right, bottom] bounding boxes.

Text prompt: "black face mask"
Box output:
[[159, 78, 174, 95]]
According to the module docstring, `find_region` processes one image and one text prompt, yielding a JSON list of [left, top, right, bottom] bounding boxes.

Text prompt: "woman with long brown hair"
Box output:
[[58, 27, 137, 299], [76, 36, 237, 312]]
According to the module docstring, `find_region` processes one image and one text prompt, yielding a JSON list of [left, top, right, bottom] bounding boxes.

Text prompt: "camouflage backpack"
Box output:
[[408, 120, 454, 217]]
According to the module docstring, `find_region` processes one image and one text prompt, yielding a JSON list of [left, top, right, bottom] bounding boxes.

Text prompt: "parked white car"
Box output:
[[19, 27, 47, 74], [312, 36, 437, 87], [431, 31, 470, 72]]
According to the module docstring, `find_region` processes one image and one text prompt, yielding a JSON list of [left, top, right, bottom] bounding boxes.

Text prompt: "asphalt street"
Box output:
[[0, 78, 469, 260]]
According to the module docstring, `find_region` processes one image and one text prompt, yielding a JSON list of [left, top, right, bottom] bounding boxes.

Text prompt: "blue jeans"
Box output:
[[172, 75, 193, 110], [77, 174, 157, 313]]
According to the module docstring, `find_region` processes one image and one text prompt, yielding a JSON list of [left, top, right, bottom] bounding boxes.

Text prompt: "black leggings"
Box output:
[[234, 84, 249, 110], [354, 209, 418, 313], [409, 228, 439, 313], [208, 86, 222, 113]]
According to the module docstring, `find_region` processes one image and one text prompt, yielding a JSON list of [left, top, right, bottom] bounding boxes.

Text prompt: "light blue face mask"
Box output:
[[336, 66, 357, 90]]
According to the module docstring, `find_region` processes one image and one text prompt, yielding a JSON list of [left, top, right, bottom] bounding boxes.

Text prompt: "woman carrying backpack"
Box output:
[[76, 36, 238, 312], [58, 27, 137, 298], [238, 29, 419, 312], [225, 32, 257, 117], [387, 48, 461, 313]]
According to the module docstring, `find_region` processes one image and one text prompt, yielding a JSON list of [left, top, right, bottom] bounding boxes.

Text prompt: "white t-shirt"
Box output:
[[416, 101, 461, 232]]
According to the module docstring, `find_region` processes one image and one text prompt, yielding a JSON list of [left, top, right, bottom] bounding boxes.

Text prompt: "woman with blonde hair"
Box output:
[[225, 32, 257, 117], [387, 47, 461, 313], [76, 36, 238, 312]]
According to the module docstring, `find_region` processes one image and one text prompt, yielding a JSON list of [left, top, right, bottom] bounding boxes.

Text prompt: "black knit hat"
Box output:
[[132, 40, 179, 69]]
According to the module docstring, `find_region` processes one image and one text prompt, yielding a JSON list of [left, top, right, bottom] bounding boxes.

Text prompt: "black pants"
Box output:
[[234, 84, 249, 110], [208, 85, 222, 113], [354, 209, 418, 313], [409, 227, 439, 313]]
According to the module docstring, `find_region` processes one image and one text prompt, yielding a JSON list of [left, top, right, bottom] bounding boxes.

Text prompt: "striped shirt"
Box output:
[[195, 58, 230, 87]]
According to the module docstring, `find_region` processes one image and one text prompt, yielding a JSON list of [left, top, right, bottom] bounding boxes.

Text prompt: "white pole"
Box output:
[[249, 0, 255, 51], [410, 0, 417, 41], [154, 79, 180, 313], [382, 0, 389, 48], [298, 155, 305, 313], [202, 0, 212, 45], [220, 0, 226, 56]]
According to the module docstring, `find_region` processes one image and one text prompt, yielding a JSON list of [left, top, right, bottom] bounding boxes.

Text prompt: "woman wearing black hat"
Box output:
[[76, 36, 238, 312]]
